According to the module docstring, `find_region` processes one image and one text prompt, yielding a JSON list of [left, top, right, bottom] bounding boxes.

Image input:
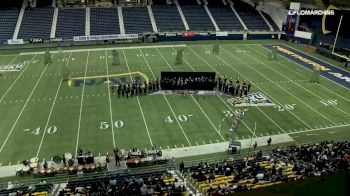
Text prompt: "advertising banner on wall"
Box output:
[[7, 39, 24, 45], [181, 32, 196, 37], [73, 34, 138, 41], [216, 32, 228, 36]]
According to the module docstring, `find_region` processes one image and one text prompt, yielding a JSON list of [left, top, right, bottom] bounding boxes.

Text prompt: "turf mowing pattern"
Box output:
[[0, 42, 350, 165]]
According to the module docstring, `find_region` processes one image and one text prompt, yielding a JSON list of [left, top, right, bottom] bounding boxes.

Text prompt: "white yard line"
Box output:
[[187, 46, 308, 133], [136, 96, 154, 146], [245, 45, 350, 118], [180, 48, 257, 137], [35, 52, 73, 158], [190, 95, 225, 141], [0, 54, 55, 153], [218, 46, 337, 125], [138, 49, 191, 146], [287, 123, 350, 136], [122, 50, 154, 146], [256, 45, 350, 103], [0, 55, 37, 103], [156, 47, 225, 141], [104, 51, 116, 148], [191, 45, 312, 129], [256, 106, 286, 133], [36, 80, 63, 158], [74, 51, 90, 158]]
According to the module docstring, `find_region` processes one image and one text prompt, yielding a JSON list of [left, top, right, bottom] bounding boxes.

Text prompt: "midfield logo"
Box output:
[[227, 92, 275, 107], [0, 63, 25, 72]]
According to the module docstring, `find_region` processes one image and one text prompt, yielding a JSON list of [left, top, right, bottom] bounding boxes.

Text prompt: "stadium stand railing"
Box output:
[[262, 12, 280, 31], [0, 137, 349, 195], [179, 4, 215, 31], [152, 4, 186, 32], [207, 4, 244, 31], [233, 0, 270, 31]]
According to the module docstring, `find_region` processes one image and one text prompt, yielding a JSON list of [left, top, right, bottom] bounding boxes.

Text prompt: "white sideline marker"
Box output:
[[8, 162, 11, 166], [203, 140, 205, 144], [74, 51, 90, 158], [167, 145, 170, 149], [174, 144, 177, 148], [196, 142, 199, 146]]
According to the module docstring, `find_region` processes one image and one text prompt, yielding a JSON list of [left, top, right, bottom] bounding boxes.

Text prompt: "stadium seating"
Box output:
[[179, 4, 215, 31], [56, 8, 86, 39], [0, 182, 53, 195], [59, 171, 187, 195], [184, 140, 350, 195], [18, 8, 54, 40], [36, 0, 52, 7], [90, 8, 120, 35], [152, 5, 186, 32], [207, 5, 244, 31], [0, 9, 19, 42], [122, 6, 153, 34], [262, 12, 280, 31], [233, 0, 270, 31]]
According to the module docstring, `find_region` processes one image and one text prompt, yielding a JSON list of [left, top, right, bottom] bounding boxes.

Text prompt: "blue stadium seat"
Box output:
[[262, 12, 280, 31], [152, 5, 185, 32], [18, 8, 54, 40], [56, 8, 86, 39], [233, 1, 270, 31], [90, 8, 120, 35], [0, 9, 19, 41], [208, 6, 244, 31], [180, 5, 215, 31], [122, 6, 153, 34]]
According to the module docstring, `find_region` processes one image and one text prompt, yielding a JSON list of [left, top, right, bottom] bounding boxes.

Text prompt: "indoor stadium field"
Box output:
[[0, 41, 349, 166]]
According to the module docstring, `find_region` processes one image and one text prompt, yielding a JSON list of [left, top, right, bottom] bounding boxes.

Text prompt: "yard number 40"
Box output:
[[24, 126, 58, 135]]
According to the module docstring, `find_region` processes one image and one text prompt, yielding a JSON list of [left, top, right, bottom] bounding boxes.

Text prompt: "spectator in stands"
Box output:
[[115, 153, 120, 167], [179, 161, 184, 173]]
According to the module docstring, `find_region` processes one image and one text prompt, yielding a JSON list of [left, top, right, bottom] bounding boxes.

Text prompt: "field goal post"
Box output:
[[332, 15, 350, 67]]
